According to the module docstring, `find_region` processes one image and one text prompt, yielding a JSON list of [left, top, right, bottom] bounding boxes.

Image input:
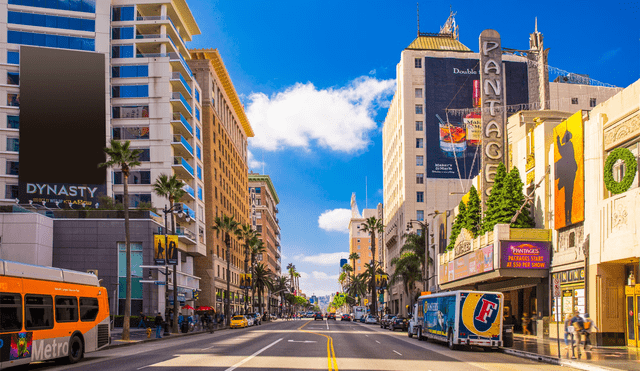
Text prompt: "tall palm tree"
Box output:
[[346, 273, 368, 306], [400, 232, 426, 286], [361, 216, 384, 317], [287, 263, 297, 294], [100, 139, 141, 341], [238, 224, 258, 313], [249, 237, 266, 311], [272, 275, 290, 315], [212, 214, 241, 326], [253, 263, 274, 314], [153, 173, 186, 334], [348, 252, 360, 278], [389, 251, 423, 312]]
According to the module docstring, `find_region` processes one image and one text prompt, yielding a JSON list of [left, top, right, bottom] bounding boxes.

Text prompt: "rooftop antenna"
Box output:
[[417, 2, 420, 36]]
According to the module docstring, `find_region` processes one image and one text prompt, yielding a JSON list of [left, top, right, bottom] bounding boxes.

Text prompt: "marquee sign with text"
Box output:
[[500, 241, 550, 269]]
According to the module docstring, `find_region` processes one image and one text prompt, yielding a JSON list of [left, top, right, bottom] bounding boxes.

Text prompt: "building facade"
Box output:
[[188, 49, 252, 315]]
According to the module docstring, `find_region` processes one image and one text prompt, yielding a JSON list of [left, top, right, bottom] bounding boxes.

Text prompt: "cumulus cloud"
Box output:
[[318, 208, 352, 233], [246, 76, 395, 153], [312, 271, 339, 280], [294, 252, 348, 266], [247, 150, 265, 171]]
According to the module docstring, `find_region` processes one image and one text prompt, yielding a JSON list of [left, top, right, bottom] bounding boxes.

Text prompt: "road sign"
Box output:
[[154, 281, 166, 286], [553, 276, 561, 297]]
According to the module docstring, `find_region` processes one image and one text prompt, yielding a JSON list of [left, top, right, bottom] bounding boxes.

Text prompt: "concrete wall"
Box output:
[[0, 212, 53, 266]]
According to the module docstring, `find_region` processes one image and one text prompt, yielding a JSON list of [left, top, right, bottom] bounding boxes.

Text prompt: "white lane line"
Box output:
[[393, 350, 402, 356], [326, 319, 329, 330], [375, 340, 380, 344], [224, 338, 283, 371], [136, 366, 150, 370], [201, 345, 215, 350], [365, 335, 369, 337]]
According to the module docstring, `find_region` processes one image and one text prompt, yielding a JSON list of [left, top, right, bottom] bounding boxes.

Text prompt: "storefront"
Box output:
[[551, 268, 585, 323]]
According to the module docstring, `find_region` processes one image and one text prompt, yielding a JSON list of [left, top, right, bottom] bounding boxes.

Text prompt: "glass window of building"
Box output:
[[197, 165, 202, 180], [416, 138, 423, 148], [112, 85, 148, 98], [6, 138, 19, 152], [414, 58, 422, 68], [5, 184, 18, 199], [196, 125, 201, 140], [417, 210, 424, 221], [6, 161, 18, 176], [112, 45, 133, 58], [112, 27, 134, 40], [7, 94, 19, 107], [7, 115, 19, 129], [112, 6, 135, 21], [415, 121, 423, 131], [7, 72, 19, 85], [415, 104, 423, 114], [571, 98, 578, 105], [112, 105, 149, 118], [416, 155, 424, 166], [417, 191, 424, 202], [415, 88, 423, 98], [7, 51, 19, 65], [416, 173, 424, 184], [8, 30, 94, 51], [112, 65, 148, 78], [590, 98, 597, 107], [196, 145, 202, 160]]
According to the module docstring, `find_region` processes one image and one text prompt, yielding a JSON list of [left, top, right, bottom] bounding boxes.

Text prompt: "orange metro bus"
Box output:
[[0, 259, 110, 369]]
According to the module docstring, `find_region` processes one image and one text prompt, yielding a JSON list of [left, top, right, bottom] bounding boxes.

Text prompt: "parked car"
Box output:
[[252, 313, 261, 325], [380, 314, 396, 329], [314, 312, 324, 321], [245, 315, 254, 327], [365, 315, 378, 324], [230, 315, 248, 329], [359, 315, 367, 323], [341, 314, 351, 321], [327, 313, 337, 320], [389, 316, 408, 331]]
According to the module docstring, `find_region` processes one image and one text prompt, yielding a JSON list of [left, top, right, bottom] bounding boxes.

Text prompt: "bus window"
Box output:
[[25, 295, 54, 330], [0, 293, 22, 332], [80, 297, 99, 321], [55, 296, 79, 322]]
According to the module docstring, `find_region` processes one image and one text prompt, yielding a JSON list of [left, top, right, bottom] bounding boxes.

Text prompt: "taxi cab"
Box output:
[[231, 315, 248, 328]]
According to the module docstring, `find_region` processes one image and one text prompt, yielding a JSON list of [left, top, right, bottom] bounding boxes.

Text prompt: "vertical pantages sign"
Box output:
[[479, 30, 504, 209]]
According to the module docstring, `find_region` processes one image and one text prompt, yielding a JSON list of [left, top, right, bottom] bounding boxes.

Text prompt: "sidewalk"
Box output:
[[109, 324, 229, 348], [502, 333, 640, 371]]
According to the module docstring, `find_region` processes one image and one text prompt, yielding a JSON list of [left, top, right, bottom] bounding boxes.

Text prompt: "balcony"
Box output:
[[169, 52, 193, 79], [171, 112, 193, 138], [175, 225, 196, 245], [181, 184, 195, 201], [171, 92, 192, 117], [172, 156, 194, 179], [180, 203, 196, 220], [135, 17, 188, 56], [172, 134, 194, 158], [171, 72, 192, 97]]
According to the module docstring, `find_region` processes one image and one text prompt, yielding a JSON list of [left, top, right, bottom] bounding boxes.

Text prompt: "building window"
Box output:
[[256, 225, 263, 233], [6, 138, 19, 152], [196, 145, 202, 160], [415, 104, 423, 115], [112, 127, 149, 140], [9, 0, 97, 13], [571, 98, 578, 105], [415, 88, 423, 98], [590, 98, 597, 107], [417, 210, 424, 221], [255, 187, 261, 194], [414, 58, 422, 68], [111, 27, 133, 40], [417, 191, 424, 202], [7, 115, 19, 129], [357, 245, 360, 249], [6, 161, 18, 176], [416, 138, 424, 148], [111, 45, 133, 58], [569, 232, 575, 247], [113, 170, 150, 185], [5, 184, 18, 199], [196, 107, 201, 122], [416, 155, 424, 166], [112, 6, 135, 21], [114, 194, 151, 207], [415, 121, 423, 131], [7, 72, 19, 86], [416, 173, 424, 184], [7, 30, 94, 51], [117, 242, 143, 304], [112, 85, 148, 98], [8, 11, 96, 32], [134, 148, 150, 162], [7, 51, 19, 65], [357, 239, 360, 243], [197, 165, 202, 180], [112, 65, 148, 78], [196, 126, 201, 140], [198, 186, 203, 201], [7, 94, 19, 107], [112, 105, 149, 118]]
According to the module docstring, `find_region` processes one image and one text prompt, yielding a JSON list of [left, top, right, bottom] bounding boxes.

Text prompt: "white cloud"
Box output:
[[312, 271, 339, 280], [247, 150, 265, 171], [318, 209, 352, 233], [246, 76, 395, 153], [294, 252, 348, 266]]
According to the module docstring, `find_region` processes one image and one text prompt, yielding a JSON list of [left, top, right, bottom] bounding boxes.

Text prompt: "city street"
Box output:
[[17, 319, 577, 371]]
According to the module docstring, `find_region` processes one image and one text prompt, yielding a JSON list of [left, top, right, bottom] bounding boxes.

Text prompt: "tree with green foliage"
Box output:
[[447, 200, 467, 251], [464, 185, 482, 238], [389, 250, 422, 307], [505, 167, 535, 228], [481, 162, 508, 234]]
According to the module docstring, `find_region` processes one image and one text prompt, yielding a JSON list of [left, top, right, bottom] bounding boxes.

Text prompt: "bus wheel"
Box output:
[[68, 336, 84, 364]]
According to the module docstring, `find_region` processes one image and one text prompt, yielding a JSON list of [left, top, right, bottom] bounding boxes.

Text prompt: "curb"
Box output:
[[499, 348, 625, 371], [106, 326, 231, 350]]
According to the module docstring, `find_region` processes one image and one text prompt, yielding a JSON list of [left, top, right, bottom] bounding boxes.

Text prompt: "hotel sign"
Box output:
[[479, 29, 504, 210]]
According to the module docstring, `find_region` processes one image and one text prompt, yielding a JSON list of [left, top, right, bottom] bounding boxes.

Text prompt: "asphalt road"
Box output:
[[15, 319, 578, 371]]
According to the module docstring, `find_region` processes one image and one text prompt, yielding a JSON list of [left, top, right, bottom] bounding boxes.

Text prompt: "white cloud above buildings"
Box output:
[[245, 76, 395, 153], [318, 208, 351, 233], [293, 251, 348, 266]]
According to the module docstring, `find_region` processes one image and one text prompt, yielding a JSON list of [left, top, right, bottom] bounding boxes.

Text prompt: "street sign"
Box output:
[[154, 281, 166, 286], [553, 276, 561, 297]]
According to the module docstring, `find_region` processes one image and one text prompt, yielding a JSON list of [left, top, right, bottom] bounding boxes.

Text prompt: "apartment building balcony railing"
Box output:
[[172, 134, 194, 158], [169, 52, 193, 79], [181, 184, 195, 201], [180, 203, 196, 220], [171, 72, 192, 97], [135, 15, 187, 52], [175, 225, 196, 245], [171, 112, 193, 138], [172, 156, 194, 179], [171, 92, 192, 117]]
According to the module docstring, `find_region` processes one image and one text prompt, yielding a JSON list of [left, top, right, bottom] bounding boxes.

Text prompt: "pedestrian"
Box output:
[[188, 314, 194, 332], [154, 312, 163, 338], [178, 313, 184, 327], [137, 311, 146, 329], [200, 313, 206, 330], [194, 313, 200, 331], [582, 313, 599, 350], [570, 311, 585, 350], [563, 314, 573, 350], [521, 313, 531, 335]]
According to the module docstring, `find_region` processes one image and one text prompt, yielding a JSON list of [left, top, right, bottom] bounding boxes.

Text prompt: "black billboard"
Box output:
[[424, 57, 529, 179], [18, 46, 106, 206]]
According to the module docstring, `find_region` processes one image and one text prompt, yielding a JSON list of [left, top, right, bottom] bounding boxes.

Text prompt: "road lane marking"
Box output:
[[299, 320, 338, 371], [288, 340, 317, 343], [375, 340, 380, 344], [136, 366, 150, 370], [326, 320, 329, 330], [224, 338, 283, 371], [393, 350, 402, 356], [201, 345, 215, 350]]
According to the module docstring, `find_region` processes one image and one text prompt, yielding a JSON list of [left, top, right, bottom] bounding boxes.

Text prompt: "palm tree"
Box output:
[[400, 232, 426, 286], [249, 237, 266, 311], [287, 263, 297, 294], [212, 214, 241, 326], [361, 216, 384, 317], [389, 251, 423, 312], [346, 273, 368, 306], [99, 139, 142, 341], [272, 276, 290, 315], [348, 252, 360, 278], [253, 262, 274, 314], [153, 173, 186, 334], [238, 224, 258, 313]]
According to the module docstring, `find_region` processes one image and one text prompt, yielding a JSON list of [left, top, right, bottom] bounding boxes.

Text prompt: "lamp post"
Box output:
[[161, 203, 189, 334]]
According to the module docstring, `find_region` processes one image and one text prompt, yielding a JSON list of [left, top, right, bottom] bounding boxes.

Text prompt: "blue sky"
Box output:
[[187, 0, 639, 297]]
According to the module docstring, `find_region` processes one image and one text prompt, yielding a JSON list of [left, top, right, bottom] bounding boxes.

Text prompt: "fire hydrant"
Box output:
[[146, 327, 152, 338]]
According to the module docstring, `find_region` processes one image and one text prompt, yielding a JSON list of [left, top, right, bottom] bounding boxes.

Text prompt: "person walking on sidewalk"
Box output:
[[571, 311, 585, 350], [154, 312, 163, 339], [582, 313, 599, 351], [137, 311, 147, 329], [563, 314, 574, 350]]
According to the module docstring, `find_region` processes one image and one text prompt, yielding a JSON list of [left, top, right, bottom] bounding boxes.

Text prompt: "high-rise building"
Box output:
[[248, 172, 281, 311], [188, 49, 252, 315]]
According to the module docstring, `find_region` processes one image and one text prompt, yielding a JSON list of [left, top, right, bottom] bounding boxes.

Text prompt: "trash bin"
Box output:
[[181, 322, 188, 333], [502, 324, 514, 347]]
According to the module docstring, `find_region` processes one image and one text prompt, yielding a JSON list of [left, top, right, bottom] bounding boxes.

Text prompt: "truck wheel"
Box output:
[[68, 335, 84, 364], [448, 331, 457, 350], [417, 327, 422, 341], [408, 327, 413, 338]]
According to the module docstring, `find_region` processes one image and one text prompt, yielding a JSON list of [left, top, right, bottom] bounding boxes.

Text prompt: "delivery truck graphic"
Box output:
[[408, 290, 503, 350]]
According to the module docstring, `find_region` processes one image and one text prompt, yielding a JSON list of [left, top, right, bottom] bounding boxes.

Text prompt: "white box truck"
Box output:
[[353, 306, 367, 321], [407, 290, 503, 350]]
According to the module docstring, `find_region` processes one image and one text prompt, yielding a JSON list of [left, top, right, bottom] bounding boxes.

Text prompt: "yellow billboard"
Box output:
[[167, 235, 179, 265], [153, 235, 166, 265], [553, 111, 584, 229]]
